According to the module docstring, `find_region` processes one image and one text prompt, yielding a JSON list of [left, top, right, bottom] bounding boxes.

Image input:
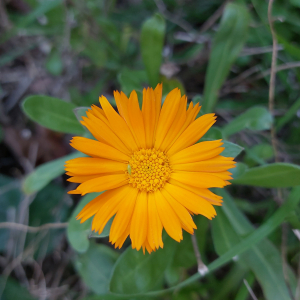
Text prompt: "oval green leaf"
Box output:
[[22, 95, 85, 134], [222, 106, 273, 137], [221, 141, 244, 158], [202, 3, 250, 113], [75, 243, 119, 294], [140, 13, 166, 87], [232, 163, 300, 187], [23, 151, 84, 195]]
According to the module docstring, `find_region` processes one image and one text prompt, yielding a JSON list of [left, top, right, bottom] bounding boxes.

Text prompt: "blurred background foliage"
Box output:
[[1, 0, 300, 299]]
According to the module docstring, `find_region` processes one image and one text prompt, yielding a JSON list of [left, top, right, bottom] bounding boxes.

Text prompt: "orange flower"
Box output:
[[65, 84, 235, 253]]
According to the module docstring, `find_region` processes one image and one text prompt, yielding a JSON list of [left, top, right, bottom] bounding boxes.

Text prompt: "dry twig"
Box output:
[[191, 235, 208, 275], [154, 0, 194, 33], [199, 0, 232, 34], [0, 222, 68, 232], [268, 2, 296, 299], [268, 0, 280, 167], [243, 279, 258, 300]]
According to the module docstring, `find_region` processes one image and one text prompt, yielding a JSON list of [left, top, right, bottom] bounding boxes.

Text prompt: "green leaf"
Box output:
[[141, 13, 166, 87], [110, 235, 176, 294], [23, 151, 83, 195], [46, 49, 63, 76], [0, 276, 36, 300], [75, 243, 119, 294], [202, 3, 250, 113], [230, 162, 248, 179], [242, 242, 293, 300], [221, 141, 244, 158], [290, 0, 300, 8], [212, 207, 240, 255], [232, 163, 300, 187], [212, 190, 297, 300], [222, 106, 273, 137], [22, 95, 85, 135]]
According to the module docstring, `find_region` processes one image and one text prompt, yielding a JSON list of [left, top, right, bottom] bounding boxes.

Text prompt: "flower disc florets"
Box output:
[[127, 148, 171, 192]]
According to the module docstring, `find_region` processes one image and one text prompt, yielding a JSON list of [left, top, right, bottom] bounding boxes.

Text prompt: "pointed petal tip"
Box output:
[[68, 190, 79, 195]]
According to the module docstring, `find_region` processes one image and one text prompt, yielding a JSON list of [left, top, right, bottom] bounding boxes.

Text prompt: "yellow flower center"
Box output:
[[127, 148, 171, 192]]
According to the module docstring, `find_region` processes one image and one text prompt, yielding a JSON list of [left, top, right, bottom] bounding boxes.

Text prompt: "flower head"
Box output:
[[65, 84, 236, 253]]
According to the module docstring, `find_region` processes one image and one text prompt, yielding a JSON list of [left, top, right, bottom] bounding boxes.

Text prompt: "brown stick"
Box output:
[[268, 2, 295, 299], [191, 235, 208, 275], [0, 222, 68, 233], [199, 0, 232, 34]]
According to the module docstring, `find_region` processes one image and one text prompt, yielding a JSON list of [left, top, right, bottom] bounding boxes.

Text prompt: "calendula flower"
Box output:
[[65, 84, 235, 253]]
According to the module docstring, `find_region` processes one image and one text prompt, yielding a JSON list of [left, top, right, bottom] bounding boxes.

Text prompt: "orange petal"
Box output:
[[171, 171, 226, 188], [154, 190, 183, 242], [77, 189, 121, 223], [81, 113, 130, 155], [65, 157, 127, 175], [91, 185, 129, 234], [159, 95, 187, 151], [147, 192, 163, 249], [70, 137, 130, 162], [153, 83, 163, 136], [169, 140, 223, 165], [154, 88, 181, 149], [110, 188, 138, 244], [99, 95, 138, 152], [69, 173, 128, 195], [167, 113, 216, 156], [161, 189, 196, 234], [90, 105, 106, 119], [172, 156, 236, 172], [168, 178, 223, 206], [130, 192, 148, 250], [114, 91, 129, 121], [165, 103, 200, 152], [113, 222, 131, 249], [128, 90, 147, 148], [142, 88, 156, 148], [142, 238, 155, 254], [67, 174, 107, 183], [164, 183, 216, 219]]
